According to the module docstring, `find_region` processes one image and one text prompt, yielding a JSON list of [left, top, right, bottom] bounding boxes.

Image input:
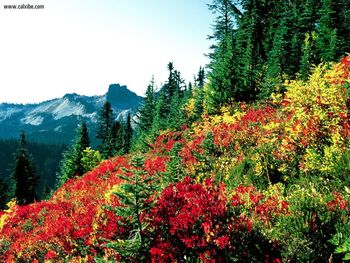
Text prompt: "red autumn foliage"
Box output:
[[148, 177, 283, 262]]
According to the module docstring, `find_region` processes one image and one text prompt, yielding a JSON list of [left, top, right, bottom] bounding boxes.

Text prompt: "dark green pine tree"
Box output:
[[333, 0, 350, 57], [167, 83, 182, 129], [262, 6, 289, 98], [206, 0, 238, 112], [96, 101, 115, 159], [174, 69, 186, 96], [78, 122, 90, 151], [151, 90, 168, 133], [122, 114, 133, 154], [314, 0, 337, 62], [109, 121, 124, 156], [107, 155, 158, 261], [235, 0, 267, 101], [187, 81, 193, 93], [163, 62, 177, 110], [56, 122, 90, 187], [0, 177, 10, 209], [193, 66, 206, 120], [12, 131, 38, 205], [196, 66, 205, 89], [167, 70, 186, 129], [138, 77, 156, 133], [284, 2, 309, 78]]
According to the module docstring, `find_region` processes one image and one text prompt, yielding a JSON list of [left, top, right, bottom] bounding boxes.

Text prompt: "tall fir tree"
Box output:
[[163, 62, 177, 109], [0, 177, 10, 209], [193, 67, 206, 120], [196, 66, 205, 89], [235, 0, 266, 101], [122, 114, 133, 154], [262, 6, 289, 98], [334, 0, 350, 57], [78, 122, 90, 150], [167, 83, 183, 129], [167, 70, 186, 129], [107, 155, 158, 261], [56, 122, 90, 187], [143, 62, 186, 131], [314, 0, 337, 62], [109, 121, 124, 156], [96, 101, 115, 159], [12, 131, 38, 205], [138, 77, 156, 133], [206, 0, 237, 112], [152, 90, 167, 133], [187, 81, 193, 93]]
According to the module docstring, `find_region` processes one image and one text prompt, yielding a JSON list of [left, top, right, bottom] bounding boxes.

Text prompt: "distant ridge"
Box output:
[[0, 84, 143, 145]]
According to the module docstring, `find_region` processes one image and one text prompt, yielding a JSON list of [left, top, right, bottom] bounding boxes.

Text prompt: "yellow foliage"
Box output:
[[283, 63, 347, 126], [182, 97, 195, 120], [0, 199, 17, 232], [251, 153, 263, 176], [270, 60, 350, 174], [104, 184, 121, 204]]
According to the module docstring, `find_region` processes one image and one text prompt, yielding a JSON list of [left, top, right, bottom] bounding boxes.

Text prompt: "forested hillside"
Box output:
[[0, 139, 66, 208], [1, 0, 350, 262]]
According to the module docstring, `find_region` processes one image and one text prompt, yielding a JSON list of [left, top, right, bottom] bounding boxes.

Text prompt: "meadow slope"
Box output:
[[1, 56, 350, 262]]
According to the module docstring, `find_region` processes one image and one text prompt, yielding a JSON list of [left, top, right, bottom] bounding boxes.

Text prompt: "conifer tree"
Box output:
[[334, 0, 350, 57], [187, 81, 193, 93], [0, 177, 10, 209], [167, 84, 183, 129], [174, 69, 185, 96], [261, 7, 289, 98], [56, 122, 90, 187], [12, 131, 38, 205], [78, 122, 90, 150], [235, 0, 265, 101], [107, 155, 158, 261], [196, 66, 205, 89], [193, 88, 205, 121], [138, 77, 156, 133], [110, 121, 123, 156], [96, 101, 115, 158], [166, 69, 186, 129], [163, 62, 177, 109], [152, 90, 168, 133], [206, 0, 237, 112], [193, 67, 206, 120], [122, 114, 133, 154], [315, 0, 337, 62]]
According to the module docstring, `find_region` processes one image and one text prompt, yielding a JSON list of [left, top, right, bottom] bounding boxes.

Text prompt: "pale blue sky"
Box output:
[[0, 0, 214, 103]]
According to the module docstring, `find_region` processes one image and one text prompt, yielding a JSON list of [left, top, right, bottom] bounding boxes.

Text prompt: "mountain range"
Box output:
[[0, 84, 143, 145]]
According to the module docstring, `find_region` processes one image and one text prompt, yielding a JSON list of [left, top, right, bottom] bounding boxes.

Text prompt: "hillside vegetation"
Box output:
[[1, 56, 350, 262]]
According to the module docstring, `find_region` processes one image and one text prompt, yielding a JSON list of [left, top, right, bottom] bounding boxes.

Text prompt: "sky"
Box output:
[[0, 0, 214, 104]]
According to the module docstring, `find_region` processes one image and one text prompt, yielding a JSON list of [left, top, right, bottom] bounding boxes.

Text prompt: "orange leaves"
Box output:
[[331, 55, 350, 85]]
